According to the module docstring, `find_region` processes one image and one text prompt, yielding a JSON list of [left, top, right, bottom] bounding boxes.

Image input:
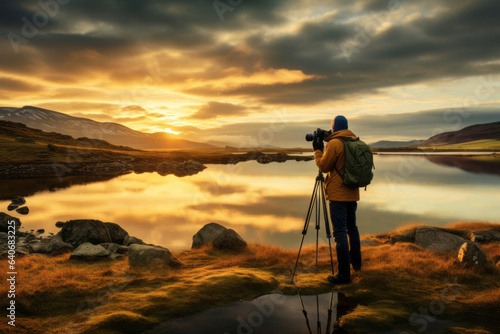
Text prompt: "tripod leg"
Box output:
[[291, 179, 320, 283], [315, 192, 320, 269], [321, 181, 335, 275]]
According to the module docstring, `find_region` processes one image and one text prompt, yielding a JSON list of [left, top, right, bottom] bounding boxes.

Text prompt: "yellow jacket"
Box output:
[[314, 129, 360, 201]]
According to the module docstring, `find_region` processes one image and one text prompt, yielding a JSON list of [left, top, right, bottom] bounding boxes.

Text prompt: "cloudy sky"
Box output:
[[1, 0, 499, 147]]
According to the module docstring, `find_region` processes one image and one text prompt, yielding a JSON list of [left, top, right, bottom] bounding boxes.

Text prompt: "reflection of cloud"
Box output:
[[193, 181, 247, 196], [188, 194, 309, 219]]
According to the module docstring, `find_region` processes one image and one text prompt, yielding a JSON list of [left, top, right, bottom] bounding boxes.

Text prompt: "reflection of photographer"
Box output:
[[312, 115, 362, 285]]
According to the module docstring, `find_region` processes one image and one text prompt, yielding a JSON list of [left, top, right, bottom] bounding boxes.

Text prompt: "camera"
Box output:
[[305, 128, 332, 142]]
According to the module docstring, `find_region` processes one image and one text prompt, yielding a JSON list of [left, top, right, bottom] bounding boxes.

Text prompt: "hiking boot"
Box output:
[[327, 274, 350, 285], [352, 263, 361, 271]]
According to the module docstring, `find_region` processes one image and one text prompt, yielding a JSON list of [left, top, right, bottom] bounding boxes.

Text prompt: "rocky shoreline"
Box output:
[[3, 208, 499, 270], [1, 212, 500, 334], [1, 212, 249, 269], [0, 151, 313, 179]]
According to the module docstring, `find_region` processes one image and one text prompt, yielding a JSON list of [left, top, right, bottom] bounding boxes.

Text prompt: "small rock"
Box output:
[[192, 222, 227, 249], [7, 203, 19, 211], [36, 229, 45, 234], [55, 221, 65, 228], [458, 242, 488, 267], [124, 236, 145, 246], [11, 196, 26, 205], [28, 234, 74, 255], [471, 230, 500, 243], [212, 229, 247, 252], [16, 206, 30, 215], [128, 244, 180, 269], [99, 242, 121, 254], [415, 227, 466, 252], [70, 243, 110, 261]]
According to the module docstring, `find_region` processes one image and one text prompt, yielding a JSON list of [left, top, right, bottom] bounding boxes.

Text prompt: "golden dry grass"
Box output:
[[0, 223, 499, 333]]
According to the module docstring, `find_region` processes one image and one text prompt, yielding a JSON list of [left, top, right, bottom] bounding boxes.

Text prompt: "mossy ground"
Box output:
[[1, 223, 499, 333]]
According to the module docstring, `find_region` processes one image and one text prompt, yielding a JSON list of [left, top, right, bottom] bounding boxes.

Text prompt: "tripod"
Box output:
[[291, 170, 335, 283]]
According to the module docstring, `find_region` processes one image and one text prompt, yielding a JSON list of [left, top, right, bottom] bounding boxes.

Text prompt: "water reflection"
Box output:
[[0, 174, 119, 201], [425, 155, 500, 176], [0, 155, 499, 250], [145, 292, 356, 334]]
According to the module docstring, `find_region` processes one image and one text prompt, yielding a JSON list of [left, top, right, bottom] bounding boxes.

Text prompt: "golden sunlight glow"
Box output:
[[163, 128, 181, 135], [198, 68, 321, 90]]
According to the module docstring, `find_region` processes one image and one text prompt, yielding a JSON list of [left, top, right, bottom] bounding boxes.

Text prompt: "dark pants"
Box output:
[[329, 201, 361, 279]]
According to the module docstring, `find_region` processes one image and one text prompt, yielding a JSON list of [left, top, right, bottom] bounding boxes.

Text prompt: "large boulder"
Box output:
[[128, 244, 181, 269], [58, 219, 112, 247], [458, 242, 488, 267], [70, 242, 110, 261], [104, 222, 129, 244], [192, 222, 228, 248], [471, 230, 500, 243], [212, 229, 247, 252], [0, 212, 21, 232], [28, 234, 74, 255], [415, 227, 467, 252]]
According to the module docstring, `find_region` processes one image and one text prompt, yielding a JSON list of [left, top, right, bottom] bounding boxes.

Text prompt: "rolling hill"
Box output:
[[369, 139, 424, 148], [418, 121, 500, 147], [0, 106, 214, 149]]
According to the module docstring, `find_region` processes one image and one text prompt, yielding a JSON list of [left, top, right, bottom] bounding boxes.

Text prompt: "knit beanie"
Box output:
[[332, 115, 348, 132]]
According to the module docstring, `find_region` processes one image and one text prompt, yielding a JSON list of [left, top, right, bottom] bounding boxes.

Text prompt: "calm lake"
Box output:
[[1, 154, 499, 250]]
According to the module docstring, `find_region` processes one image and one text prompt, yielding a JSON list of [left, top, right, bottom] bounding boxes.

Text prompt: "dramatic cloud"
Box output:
[[188, 101, 248, 120], [1, 0, 499, 143]]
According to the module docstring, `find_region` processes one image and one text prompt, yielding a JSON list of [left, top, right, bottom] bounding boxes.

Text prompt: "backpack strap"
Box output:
[[331, 136, 359, 177], [331, 137, 347, 178]]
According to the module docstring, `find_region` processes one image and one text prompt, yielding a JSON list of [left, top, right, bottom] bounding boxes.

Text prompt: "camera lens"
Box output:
[[305, 134, 314, 141]]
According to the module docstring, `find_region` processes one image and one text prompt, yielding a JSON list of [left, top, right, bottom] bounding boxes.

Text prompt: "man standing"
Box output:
[[313, 115, 361, 284]]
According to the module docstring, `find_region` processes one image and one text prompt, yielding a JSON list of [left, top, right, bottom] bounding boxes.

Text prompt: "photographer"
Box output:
[[313, 115, 361, 285]]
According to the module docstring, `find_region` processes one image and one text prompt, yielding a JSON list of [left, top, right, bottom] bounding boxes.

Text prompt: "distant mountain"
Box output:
[[0, 119, 137, 151], [0, 106, 215, 149], [205, 140, 229, 148], [418, 121, 500, 146], [369, 139, 424, 148]]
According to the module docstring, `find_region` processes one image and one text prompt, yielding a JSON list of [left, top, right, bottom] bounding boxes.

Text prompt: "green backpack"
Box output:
[[333, 137, 374, 189]]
